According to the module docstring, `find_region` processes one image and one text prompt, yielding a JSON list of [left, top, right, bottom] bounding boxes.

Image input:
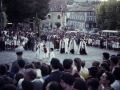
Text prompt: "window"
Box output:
[[57, 15, 61, 19], [48, 15, 51, 19]]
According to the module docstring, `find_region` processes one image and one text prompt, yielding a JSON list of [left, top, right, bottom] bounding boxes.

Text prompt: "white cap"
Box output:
[[15, 46, 24, 52]]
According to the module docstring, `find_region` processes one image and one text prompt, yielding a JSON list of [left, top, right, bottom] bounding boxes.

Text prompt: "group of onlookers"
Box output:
[[0, 30, 36, 51], [0, 44, 120, 90]]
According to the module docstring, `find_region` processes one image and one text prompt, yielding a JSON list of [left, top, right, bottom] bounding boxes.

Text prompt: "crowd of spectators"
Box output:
[[0, 50, 120, 90]]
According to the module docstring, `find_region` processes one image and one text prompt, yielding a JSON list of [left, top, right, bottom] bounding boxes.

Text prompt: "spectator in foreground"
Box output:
[[111, 67, 120, 90], [73, 78, 87, 90], [22, 80, 34, 90], [99, 72, 115, 90], [60, 73, 74, 90], [87, 78, 99, 90], [43, 58, 63, 90], [46, 81, 60, 90], [1, 84, 17, 90], [11, 46, 29, 73]]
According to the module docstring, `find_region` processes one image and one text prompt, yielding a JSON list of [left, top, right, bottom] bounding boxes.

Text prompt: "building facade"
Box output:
[[41, 0, 69, 30], [67, 6, 96, 31]]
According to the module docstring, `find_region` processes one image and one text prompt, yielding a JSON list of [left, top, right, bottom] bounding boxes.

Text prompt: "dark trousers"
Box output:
[[31, 43, 35, 51], [0, 41, 5, 51], [70, 49, 74, 54], [60, 48, 65, 54], [80, 49, 87, 55]]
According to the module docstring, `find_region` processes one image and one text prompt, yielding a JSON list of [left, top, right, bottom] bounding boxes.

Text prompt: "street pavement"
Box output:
[[0, 41, 119, 68]]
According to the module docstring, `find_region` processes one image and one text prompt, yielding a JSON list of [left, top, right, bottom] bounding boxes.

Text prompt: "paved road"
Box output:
[[0, 42, 119, 68]]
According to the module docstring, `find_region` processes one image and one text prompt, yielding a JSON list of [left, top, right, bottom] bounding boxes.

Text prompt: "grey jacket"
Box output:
[[11, 57, 29, 73]]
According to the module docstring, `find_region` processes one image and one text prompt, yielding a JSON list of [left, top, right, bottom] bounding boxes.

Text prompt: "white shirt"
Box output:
[[111, 80, 120, 90]]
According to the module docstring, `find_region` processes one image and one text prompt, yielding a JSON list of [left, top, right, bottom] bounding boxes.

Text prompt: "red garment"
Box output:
[[44, 47, 47, 53]]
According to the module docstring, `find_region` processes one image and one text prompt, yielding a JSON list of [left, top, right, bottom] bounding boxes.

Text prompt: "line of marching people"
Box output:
[[58, 36, 87, 55], [36, 39, 55, 61]]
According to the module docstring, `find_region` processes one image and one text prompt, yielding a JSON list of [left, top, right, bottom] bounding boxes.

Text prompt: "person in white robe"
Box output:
[[78, 39, 87, 55], [42, 44, 49, 60], [49, 48, 55, 61], [69, 38, 77, 54], [59, 39, 65, 54], [88, 38, 92, 46], [36, 40, 44, 60], [63, 37, 69, 53]]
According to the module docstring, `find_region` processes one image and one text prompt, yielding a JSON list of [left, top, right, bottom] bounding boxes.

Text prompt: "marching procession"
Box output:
[[0, 29, 120, 56]]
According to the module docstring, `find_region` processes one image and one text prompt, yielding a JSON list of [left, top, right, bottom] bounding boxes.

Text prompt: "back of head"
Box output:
[[50, 58, 60, 69], [110, 56, 119, 65], [22, 80, 34, 90], [49, 81, 60, 90], [15, 73, 24, 82], [26, 69, 36, 80], [0, 76, 12, 87], [63, 59, 73, 70], [87, 78, 99, 90], [41, 64, 50, 76], [81, 60, 85, 68], [50, 48, 53, 51], [25, 63, 34, 69], [0, 64, 7, 76], [92, 60, 100, 68], [89, 67, 98, 77], [74, 58, 81, 72], [1, 84, 17, 90], [60, 73, 74, 86], [105, 72, 115, 85], [4, 64, 9, 71], [32, 61, 41, 69], [73, 78, 87, 90], [96, 69, 106, 81], [103, 52, 110, 60], [18, 59, 25, 68], [100, 63, 110, 72], [113, 67, 120, 80]]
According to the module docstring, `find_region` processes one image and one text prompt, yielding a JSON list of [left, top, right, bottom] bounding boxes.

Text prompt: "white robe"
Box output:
[[36, 42, 44, 60], [49, 51, 55, 61], [69, 39, 78, 54], [43, 48, 49, 59], [78, 40, 87, 54], [64, 38, 69, 53], [59, 40, 65, 50]]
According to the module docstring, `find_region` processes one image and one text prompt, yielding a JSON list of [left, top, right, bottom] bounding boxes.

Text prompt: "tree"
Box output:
[[95, 0, 119, 30], [2, 0, 50, 37], [55, 22, 61, 29], [2, 0, 50, 24]]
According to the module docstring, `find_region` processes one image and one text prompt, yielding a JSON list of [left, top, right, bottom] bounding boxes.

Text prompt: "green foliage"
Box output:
[[2, 0, 50, 23], [95, 0, 120, 30], [55, 22, 61, 28]]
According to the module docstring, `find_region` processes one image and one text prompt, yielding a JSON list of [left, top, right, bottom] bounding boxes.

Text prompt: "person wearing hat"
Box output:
[[11, 46, 29, 73]]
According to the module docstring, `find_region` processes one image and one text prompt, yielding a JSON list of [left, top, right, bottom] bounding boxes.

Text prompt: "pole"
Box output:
[[0, 0, 2, 36]]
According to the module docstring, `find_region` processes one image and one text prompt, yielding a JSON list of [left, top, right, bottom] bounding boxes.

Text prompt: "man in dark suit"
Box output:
[[11, 46, 29, 73], [43, 58, 63, 90], [102, 52, 110, 66], [30, 34, 35, 51]]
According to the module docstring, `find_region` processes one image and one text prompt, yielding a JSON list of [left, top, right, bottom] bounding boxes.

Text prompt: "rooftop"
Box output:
[[49, 0, 69, 12], [69, 6, 94, 12]]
